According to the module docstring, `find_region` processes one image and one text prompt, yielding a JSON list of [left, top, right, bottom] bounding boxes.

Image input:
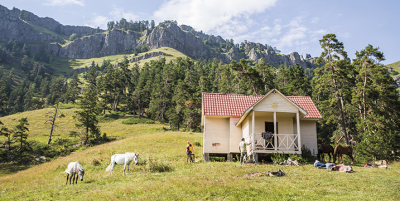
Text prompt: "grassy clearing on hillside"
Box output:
[[0, 132, 399, 200], [49, 47, 189, 76], [386, 61, 400, 77], [0, 107, 165, 143]]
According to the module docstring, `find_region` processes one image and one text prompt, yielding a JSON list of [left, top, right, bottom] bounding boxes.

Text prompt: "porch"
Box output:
[[243, 110, 303, 155], [250, 133, 300, 154]]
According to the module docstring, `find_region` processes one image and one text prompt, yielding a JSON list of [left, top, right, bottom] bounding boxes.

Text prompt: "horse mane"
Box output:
[[126, 152, 137, 161], [75, 161, 84, 171]]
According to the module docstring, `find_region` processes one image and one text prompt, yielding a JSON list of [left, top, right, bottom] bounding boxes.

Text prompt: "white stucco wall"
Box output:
[[204, 117, 230, 153], [253, 92, 299, 113], [230, 117, 242, 153], [294, 120, 318, 156]]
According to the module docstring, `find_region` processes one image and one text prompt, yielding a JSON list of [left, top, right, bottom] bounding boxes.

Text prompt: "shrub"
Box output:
[[271, 152, 287, 163], [193, 142, 201, 147], [271, 151, 308, 164], [69, 33, 77, 41], [147, 159, 172, 172], [102, 133, 109, 141], [54, 138, 70, 145], [300, 145, 315, 163], [91, 158, 101, 166], [97, 113, 124, 123], [122, 118, 154, 125]]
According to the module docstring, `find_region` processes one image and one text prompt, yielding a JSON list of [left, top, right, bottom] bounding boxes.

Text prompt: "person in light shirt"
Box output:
[[238, 138, 251, 165]]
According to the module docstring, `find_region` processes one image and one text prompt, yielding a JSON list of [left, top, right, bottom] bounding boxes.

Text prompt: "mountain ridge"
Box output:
[[0, 4, 320, 69]]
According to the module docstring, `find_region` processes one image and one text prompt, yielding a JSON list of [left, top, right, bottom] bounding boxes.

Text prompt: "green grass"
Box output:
[[386, 60, 400, 77], [21, 19, 69, 43], [48, 47, 190, 76], [0, 107, 166, 143], [0, 130, 399, 200]]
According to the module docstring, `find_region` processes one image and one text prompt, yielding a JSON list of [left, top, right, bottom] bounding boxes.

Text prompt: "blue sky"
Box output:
[[2, 0, 399, 64]]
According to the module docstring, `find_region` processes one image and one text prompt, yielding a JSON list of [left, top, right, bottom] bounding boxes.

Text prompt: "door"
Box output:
[[265, 122, 277, 148], [265, 122, 277, 133]]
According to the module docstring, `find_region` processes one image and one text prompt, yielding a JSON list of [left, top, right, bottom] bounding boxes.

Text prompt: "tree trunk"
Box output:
[[331, 72, 349, 145], [47, 102, 59, 144]]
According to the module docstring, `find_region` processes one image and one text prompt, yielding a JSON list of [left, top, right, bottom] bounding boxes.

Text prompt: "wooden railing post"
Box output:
[[252, 111, 255, 153], [274, 111, 277, 151], [296, 111, 301, 154]]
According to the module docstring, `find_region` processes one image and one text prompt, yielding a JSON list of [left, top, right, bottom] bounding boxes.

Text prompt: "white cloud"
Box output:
[[85, 7, 140, 29], [153, 0, 278, 33], [109, 7, 139, 22], [311, 17, 319, 23], [43, 0, 84, 6], [85, 15, 109, 29]]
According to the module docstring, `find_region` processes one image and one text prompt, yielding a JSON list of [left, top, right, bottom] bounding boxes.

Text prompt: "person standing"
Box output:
[[239, 138, 251, 165], [186, 141, 194, 163]]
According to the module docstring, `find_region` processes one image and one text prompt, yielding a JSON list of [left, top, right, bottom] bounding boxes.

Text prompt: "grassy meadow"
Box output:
[[0, 107, 165, 143], [0, 131, 399, 200], [49, 47, 188, 76]]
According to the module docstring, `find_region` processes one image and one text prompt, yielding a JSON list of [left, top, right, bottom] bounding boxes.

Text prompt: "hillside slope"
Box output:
[[0, 106, 165, 143], [1, 131, 399, 200]]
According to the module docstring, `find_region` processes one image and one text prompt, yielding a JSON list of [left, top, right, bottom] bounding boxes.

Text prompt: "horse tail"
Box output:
[[105, 163, 112, 172]]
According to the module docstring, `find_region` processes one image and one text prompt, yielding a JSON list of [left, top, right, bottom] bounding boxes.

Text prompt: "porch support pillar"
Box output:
[[252, 111, 255, 154], [274, 111, 277, 151], [296, 110, 301, 153]]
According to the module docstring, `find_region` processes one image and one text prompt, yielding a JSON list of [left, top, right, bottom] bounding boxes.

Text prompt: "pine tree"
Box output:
[[231, 59, 264, 95], [255, 62, 275, 93], [314, 34, 353, 144], [74, 89, 101, 144], [13, 117, 29, 161], [0, 125, 11, 152], [218, 63, 232, 94], [352, 45, 400, 160], [64, 72, 82, 104], [285, 64, 312, 96], [40, 77, 49, 102]]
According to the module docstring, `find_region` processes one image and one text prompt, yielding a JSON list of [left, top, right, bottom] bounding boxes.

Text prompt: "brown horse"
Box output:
[[333, 145, 354, 164], [317, 144, 334, 162]]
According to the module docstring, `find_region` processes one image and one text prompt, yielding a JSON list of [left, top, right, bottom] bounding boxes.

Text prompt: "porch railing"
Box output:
[[250, 133, 300, 152]]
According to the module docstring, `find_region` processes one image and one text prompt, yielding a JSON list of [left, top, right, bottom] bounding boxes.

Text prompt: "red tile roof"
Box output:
[[287, 96, 322, 119], [202, 92, 322, 119]]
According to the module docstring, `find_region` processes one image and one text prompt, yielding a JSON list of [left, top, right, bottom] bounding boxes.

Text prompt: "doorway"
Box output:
[[265, 122, 277, 149], [265, 122, 278, 133]]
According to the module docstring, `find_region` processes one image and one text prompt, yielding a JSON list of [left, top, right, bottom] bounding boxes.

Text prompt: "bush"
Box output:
[[271, 152, 287, 163], [102, 133, 109, 141], [98, 113, 125, 122], [300, 145, 315, 163], [133, 44, 149, 55], [54, 138, 70, 145], [193, 142, 201, 147], [122, 117, 154, 125], [147, 159, 172, 172], [69, 33, 77, 41], [91, 158, 101, 166], [271, 150, 310, 164]]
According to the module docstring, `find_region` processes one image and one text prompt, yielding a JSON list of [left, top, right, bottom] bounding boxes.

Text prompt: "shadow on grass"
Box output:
[[83, 179, 95, 184], [0, 162, 34, 177]]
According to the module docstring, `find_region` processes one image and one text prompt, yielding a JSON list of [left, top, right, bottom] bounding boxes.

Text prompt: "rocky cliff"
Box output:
[[0, 4, 320, 69], [0, 5, 100, 43]]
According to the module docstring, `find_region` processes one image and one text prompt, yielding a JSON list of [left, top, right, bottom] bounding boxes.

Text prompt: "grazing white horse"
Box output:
[[65, 161, 85, 185], [106, 152, 139, 175]]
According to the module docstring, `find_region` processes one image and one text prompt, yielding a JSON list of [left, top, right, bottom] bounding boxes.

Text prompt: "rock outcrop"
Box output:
[[57, 29, 139, 59], [0, 4, 321, 69], [129, 51, 172, 63], [0, 4, 100, 43]]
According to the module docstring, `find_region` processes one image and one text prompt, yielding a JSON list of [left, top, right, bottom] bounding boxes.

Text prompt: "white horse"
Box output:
[[65, 161, 85, 185], [105, 152, 139, 175]]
